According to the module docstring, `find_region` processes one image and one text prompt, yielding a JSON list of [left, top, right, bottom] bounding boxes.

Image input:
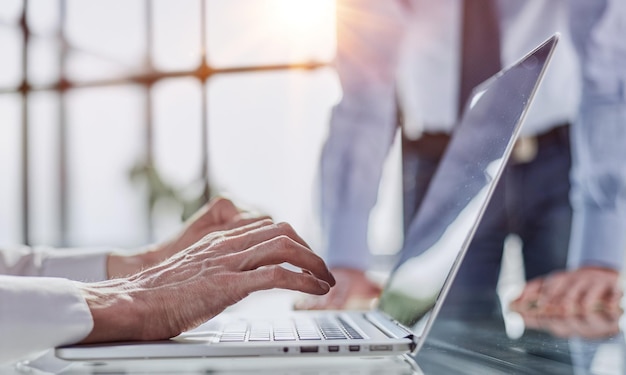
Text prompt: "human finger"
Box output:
[[180, 219, 274, 256], [581, 282, 613, 313], [602, 290, 624, 314], [215, 218, 275, 240], [225, 222, 313, 253], [510, 278, 542, 311], [537, 272, 570, 309], [207, 197, 241, 223], [216, 217, 273, 232], [326, 284, 351, 309], [554, 277, 587, 316], [233, 235, 335, 286], [240, 266, 331, 296], [183, 198, 239, 229], [204, 198, 275, 230], [573, 311, 620, 339], [298, 269, 341, 309]]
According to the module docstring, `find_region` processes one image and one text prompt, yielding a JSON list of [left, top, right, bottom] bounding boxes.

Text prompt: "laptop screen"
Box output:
[[377, 36, 558, 332]]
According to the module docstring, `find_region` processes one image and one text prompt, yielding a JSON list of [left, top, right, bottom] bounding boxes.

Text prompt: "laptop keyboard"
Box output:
[[219, 316, 363, 342]]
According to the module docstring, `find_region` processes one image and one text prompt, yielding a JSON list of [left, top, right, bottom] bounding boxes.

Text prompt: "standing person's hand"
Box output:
[[294, 268, 382, 310], [516, 307, 621, 339], [107, 197, 268, 278], [78, 220, 336, 343], [510, 267, 622, 316]]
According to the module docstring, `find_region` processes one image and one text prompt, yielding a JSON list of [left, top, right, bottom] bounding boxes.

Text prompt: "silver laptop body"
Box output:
[[56, 34, 559, 361]]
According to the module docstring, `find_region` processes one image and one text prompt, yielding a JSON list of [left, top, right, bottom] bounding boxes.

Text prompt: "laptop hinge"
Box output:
[[365, 311, 416, 350]]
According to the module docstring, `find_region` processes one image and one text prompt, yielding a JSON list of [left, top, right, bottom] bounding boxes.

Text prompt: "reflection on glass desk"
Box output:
[[415, 311, 625, 375]]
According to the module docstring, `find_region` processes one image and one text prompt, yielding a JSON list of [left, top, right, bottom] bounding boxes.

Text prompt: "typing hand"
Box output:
[[79, 220, 336, 343], [153, 197, 270, 258], [510, 267, 622, 317], [107, 197, 269, 278], [294, 268, 382, 310]]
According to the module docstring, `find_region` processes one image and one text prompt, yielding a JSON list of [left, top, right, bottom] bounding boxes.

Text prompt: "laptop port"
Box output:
[[327, 346, 340, 352], [369, 345, 392, 351], [348, 345, 360, 352], [300, 346, 319, 353]]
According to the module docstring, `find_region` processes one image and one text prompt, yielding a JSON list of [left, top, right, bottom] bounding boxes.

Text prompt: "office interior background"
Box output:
[[0, 0, 404, 261], [2, 0, 626, 346], [1, 3, 625, 372]]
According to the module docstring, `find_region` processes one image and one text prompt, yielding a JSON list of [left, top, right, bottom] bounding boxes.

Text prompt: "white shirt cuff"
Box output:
[[0, 276, 93, 364]]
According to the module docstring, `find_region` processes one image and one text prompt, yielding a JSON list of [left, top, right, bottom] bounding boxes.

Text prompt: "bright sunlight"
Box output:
[[269, 0, 335, 37], [262, 0, 336, 61], [207, 0, 335, 68]]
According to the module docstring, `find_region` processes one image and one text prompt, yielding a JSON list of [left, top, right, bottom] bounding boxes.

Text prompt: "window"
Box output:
[[0, 0, 339, 250], [1, 0, 402, 258]]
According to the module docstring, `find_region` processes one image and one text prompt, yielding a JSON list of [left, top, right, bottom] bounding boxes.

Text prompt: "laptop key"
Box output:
[[274, 335, 297, 341], [337, 317, 363, 339], [294, 319, 322, 340], [316, 317, 349, 340], [248, 336, 271, 341], [273, 322, 296, 341], [219, 334, 246, 342], [298, 336, 322, 340], [248, 322, 271, 341]]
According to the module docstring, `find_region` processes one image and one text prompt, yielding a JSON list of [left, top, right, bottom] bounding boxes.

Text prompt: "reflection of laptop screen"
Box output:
[[56, 35, 559, 363]]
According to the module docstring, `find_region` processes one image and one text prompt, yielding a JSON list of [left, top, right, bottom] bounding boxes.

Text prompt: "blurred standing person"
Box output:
[[512, 0, 626, 314], [299, 0, 624, 316]]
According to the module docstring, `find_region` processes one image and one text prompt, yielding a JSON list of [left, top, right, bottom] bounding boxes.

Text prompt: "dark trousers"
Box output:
[[402, 125, 572, 318]]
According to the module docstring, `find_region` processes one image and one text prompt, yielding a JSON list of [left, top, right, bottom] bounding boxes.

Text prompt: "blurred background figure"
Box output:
[[303, 0, 626, 317]]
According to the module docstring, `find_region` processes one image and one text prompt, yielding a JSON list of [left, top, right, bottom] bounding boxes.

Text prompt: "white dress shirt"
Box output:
[[0, 247, 108, 364], [367, 0, 580, 139]]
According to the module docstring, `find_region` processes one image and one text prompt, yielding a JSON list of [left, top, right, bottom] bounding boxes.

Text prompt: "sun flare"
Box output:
[[267, 0, 335, 39]]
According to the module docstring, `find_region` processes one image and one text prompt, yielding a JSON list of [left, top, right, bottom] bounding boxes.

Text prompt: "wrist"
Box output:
[[75, 279, 146, 343]]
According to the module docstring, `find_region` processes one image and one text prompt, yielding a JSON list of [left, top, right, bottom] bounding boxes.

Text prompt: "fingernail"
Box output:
[[328, 272, 336, 286], [318, 280, 330, 291]]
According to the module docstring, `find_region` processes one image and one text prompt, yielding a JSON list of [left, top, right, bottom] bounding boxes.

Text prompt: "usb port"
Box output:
[[327, 346, 340, 352], [348, 345, 360, 352], [369, 345, 392, 351], [300, 346, 319, 353]]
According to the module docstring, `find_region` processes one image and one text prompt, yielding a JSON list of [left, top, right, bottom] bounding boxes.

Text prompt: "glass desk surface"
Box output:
[[415, 314, 625, 375], [3, 290, 624, 375]]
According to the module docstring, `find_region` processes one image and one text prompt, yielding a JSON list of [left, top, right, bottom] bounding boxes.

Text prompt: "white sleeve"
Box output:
[[0, 276, 93, 364], [0, 246, 109, 282]]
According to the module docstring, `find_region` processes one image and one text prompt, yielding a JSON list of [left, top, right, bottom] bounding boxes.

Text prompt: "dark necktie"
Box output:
[[458, 0, 502, 117]]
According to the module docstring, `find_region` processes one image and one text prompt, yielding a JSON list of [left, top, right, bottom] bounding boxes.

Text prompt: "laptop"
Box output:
[[56, 34, 559, 362]]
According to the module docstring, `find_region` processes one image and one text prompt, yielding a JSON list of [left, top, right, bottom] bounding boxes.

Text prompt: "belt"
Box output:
[[404, 124, 569, 164]]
